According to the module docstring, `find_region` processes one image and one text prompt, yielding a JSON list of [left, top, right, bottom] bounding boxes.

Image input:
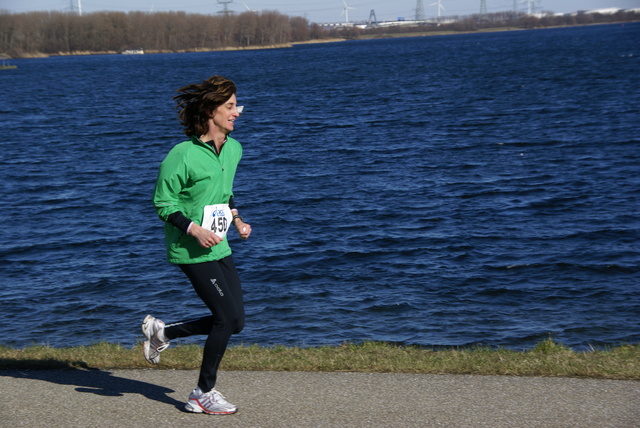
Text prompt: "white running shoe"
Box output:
[[185, 387, 238, 415], [141, 314, 170, 364]]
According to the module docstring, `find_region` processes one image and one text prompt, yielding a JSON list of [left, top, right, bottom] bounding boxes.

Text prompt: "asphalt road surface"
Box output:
[[1, 369, 638, 427]]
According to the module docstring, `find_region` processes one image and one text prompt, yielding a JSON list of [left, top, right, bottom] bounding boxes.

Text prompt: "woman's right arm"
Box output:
[[166, 211, 222, 248], [153, 147, 222, 248], [186, 222, 223, 248]]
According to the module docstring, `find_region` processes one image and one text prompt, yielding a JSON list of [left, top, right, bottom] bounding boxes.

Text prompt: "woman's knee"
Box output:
[[211, 311, 244, 335]]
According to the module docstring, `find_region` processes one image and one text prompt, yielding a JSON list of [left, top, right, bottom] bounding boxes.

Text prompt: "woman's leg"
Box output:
[[167, 256, 244, 392]]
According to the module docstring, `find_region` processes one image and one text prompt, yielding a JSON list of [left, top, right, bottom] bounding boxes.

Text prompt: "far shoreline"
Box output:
[[8, 21, 636, 59]]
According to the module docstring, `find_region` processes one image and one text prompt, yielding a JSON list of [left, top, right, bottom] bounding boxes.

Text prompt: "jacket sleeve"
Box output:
[[167, 211, 193, 233], [153, 147, 189, 222]]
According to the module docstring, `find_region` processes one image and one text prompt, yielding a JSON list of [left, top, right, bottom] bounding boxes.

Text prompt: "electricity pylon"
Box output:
[[217, 0, 234, 16], [416, 0, 426, 21]]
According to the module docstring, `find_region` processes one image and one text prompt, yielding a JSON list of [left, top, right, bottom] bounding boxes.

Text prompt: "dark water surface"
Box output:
[[1, 23, 639, 350]]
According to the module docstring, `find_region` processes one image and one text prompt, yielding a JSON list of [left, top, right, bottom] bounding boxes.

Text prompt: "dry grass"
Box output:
[[1, 339, 637, 380]]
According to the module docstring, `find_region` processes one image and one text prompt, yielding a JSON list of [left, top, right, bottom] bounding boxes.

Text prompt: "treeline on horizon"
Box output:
[[0, 9, 638, 58], [0, 10, 317, 57]]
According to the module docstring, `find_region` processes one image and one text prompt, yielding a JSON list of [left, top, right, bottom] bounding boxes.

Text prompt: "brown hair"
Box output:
[[174, 75, 237, 137]]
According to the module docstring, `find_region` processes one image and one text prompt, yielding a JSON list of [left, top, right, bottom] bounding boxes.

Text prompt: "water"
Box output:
[[1, 23, 639, 350]]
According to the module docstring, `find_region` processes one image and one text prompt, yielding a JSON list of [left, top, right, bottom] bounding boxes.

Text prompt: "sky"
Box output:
[[1, 0, 638, 23]]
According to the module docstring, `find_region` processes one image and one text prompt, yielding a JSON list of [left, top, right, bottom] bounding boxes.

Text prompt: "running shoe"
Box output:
[[141, 314, 170, 364], [185, 387, 238, 415]]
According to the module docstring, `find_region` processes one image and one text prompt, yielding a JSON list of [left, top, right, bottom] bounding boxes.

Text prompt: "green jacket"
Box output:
[[153, 135, 242, 264]]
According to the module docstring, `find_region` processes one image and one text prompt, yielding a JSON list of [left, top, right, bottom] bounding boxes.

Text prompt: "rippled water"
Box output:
[[1, 23, 639, 350]]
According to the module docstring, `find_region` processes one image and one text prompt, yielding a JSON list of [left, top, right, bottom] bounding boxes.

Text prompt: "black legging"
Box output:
[[163, 256, 245, 393]]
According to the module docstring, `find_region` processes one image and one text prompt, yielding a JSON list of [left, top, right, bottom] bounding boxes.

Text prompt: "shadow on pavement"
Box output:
[[0, 362, 183, 410]]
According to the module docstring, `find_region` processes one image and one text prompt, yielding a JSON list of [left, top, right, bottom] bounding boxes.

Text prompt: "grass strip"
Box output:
[[0, 339, 637, 380]]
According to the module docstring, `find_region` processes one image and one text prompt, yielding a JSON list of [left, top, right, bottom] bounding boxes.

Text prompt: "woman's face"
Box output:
[[211, 94, 241, 135]]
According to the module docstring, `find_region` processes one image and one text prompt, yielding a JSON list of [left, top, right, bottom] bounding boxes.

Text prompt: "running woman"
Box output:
[[143, 75, 252, 415]]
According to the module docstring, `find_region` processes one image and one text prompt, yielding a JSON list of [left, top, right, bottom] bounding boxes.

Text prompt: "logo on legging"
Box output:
[[210, 278, 224, 296]]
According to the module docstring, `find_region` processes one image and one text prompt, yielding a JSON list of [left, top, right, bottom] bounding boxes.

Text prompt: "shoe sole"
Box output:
[[142, 340, 159, 364], [141, 315, 155, 340], [141, 315, 161, 364], [185, 402, 238, 415]]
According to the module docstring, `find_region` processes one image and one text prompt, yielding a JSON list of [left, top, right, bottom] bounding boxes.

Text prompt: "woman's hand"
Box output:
[[234, 220, 252, 240], [188, 223, 223, 248]]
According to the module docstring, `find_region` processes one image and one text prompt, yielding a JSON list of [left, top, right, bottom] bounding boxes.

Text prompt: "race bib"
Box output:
[[202, 204, 232, 239]]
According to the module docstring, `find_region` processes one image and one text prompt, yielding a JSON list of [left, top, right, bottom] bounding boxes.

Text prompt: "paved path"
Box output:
[[1, 369, 638, 427]]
